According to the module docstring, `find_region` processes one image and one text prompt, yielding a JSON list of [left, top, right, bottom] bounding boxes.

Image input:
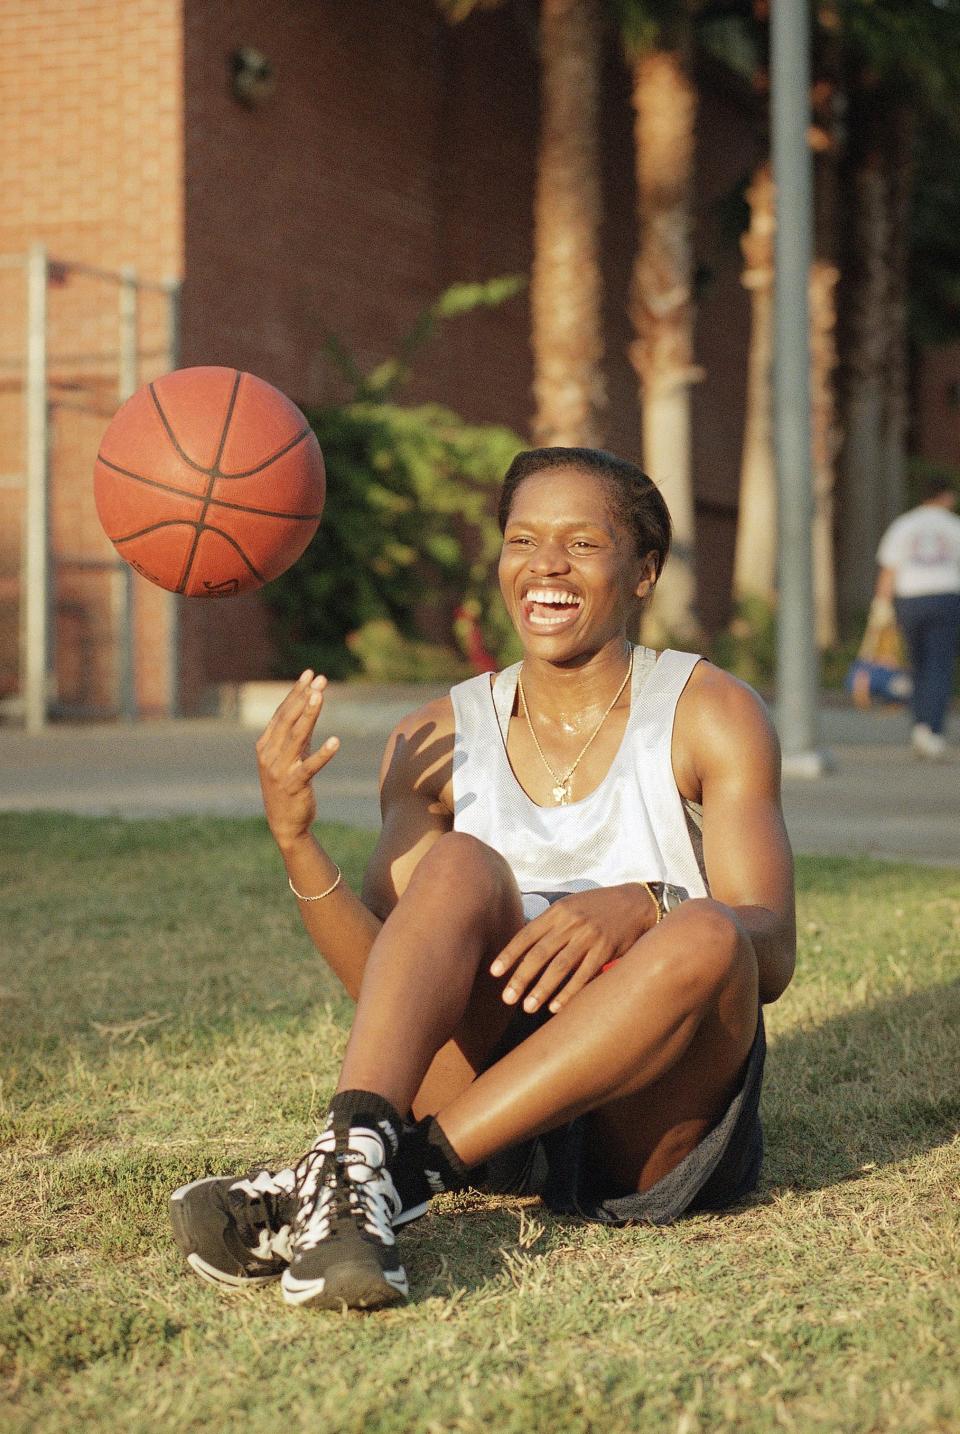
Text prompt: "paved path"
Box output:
[[1, 688, 957, 866]]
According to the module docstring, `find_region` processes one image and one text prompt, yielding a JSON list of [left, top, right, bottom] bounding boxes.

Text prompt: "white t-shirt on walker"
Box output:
[[876, 504, 960, 598]]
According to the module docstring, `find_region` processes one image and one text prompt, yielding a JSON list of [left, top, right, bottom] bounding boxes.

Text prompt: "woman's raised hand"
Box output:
[[255, 670, 341, 851]]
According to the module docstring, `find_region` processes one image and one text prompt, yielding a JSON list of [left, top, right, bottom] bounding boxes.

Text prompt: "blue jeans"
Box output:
[[895, 592, 960, 735]]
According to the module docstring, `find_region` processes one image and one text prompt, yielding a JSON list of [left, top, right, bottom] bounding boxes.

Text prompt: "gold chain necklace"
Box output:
[[517, 648, 634, 805]]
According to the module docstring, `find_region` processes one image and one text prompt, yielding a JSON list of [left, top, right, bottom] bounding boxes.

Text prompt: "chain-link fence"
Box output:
[[0, 246, 181, 729]]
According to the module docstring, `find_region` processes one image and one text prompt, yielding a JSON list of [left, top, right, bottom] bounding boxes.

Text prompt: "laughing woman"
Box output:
[[170, 446, 795, 1311]]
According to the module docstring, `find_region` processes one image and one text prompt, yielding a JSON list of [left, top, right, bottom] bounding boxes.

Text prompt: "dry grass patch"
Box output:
[[1, 816, 958, 1432]]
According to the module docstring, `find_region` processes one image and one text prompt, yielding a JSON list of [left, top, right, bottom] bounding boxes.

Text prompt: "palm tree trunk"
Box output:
[[531, 0, 606, 446], [809, 258, 840, 647], [807, 9, 843, 650], [733, 161, 777, 607], [880, 103, 915, 533], [628, 31, 703, 645], [836, 139, 890, 632]]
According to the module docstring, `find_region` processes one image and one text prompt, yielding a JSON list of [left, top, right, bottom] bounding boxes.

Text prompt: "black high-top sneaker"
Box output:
[[280, 1122, 408, 1310], [169, 1140, 430, 1292]]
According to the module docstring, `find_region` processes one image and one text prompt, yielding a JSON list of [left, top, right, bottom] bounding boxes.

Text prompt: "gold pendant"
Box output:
[[553, 782, 570, 804]]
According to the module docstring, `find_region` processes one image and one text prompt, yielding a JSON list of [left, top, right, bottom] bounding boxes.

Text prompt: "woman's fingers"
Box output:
[[490, 910, 558, 978], [545, 953, 605, 1013], [299, 735, 340, 779], [290, 677, 327, 757], [516, 940, 597, 1013], [262, 669, 313, 733], [499, 932, 577, 1009], [258, 672, 328, 762]]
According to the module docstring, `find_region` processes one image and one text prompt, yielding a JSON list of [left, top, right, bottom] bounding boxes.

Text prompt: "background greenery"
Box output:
[[2, 814, 958, 1432], [265, 401, 522, 681], [262, 279, 525, 681]]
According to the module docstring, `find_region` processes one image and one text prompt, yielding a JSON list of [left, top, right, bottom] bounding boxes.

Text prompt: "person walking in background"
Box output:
[[874, 475, 960, 759]]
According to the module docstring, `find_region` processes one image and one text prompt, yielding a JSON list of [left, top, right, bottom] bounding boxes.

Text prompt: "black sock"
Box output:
[[406, 1114, 473, 1194], [326, 1089, 403, 1163]]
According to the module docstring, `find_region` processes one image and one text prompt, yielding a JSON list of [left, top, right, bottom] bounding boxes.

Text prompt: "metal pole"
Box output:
[[164, 277, 183, 718], [22, 245, 49, 734], [117, 267, 139, 721], [770, 0, 826, 775]]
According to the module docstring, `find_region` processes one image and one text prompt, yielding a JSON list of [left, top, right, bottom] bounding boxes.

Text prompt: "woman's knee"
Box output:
[[654, 900, 757, 1009], [406, 832, 521, 914]]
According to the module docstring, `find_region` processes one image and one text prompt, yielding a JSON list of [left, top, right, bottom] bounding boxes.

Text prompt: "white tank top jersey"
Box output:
[[451, 646, 710, 921]]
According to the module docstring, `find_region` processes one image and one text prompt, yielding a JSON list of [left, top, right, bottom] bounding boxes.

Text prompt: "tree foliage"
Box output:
[[910, 121, 960, 344], [835, 0, 960, 111], [263, 401, 523, 679], [263, 278, 526, 680]]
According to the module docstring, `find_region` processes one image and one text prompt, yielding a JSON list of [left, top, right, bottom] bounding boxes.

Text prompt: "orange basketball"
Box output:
[[93, 366, 325, 597]]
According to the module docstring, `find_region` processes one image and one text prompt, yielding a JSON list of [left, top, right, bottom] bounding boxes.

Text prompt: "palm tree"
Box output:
[[619, 0, 703, 645], [438, 0, 607, 446], [835, 0, 960, 630], [531, 0, 607, 444], [732, 160, 776, 608], [720, 0, 842, 647]]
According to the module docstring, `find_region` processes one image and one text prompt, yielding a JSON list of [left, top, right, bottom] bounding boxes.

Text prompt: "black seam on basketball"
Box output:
[[96, 456, 322, 520], [178, 371, 243, 593], [212, 370, 243, 471], [192, 524, 266, 584], [147, 383, 217, 474], [114, 518, 201, 542], [141, 390, 314, 478], [213, 428, 314, 479], [114, 520, 266, 587]]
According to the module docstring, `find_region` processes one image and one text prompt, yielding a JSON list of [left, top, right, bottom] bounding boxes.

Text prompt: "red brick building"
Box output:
[[1, 0, 761, 718]]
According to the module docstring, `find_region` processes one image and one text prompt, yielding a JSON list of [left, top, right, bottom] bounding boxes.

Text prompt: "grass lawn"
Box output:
[[1, 812, 958, 1433]]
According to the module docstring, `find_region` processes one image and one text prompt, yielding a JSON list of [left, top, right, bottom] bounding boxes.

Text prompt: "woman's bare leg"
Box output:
[[336, 833, 526, 1117], [338, 853, 758, 1192], [435, 901, 759, 1189]]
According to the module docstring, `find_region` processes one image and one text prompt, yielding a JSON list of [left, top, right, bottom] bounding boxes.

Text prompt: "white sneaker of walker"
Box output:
[[912, 723, 947, 759]]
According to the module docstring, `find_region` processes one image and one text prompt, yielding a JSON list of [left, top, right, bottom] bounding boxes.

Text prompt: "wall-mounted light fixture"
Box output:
[[229, 47, 275, 108]]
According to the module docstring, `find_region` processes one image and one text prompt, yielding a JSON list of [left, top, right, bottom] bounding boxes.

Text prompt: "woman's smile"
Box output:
[[521, 585, 584, 632]]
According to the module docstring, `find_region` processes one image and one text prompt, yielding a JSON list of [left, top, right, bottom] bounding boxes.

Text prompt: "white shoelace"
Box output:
[[291, 1128, 401, 1254]]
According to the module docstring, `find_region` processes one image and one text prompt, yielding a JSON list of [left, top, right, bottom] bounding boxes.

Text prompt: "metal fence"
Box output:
[[0, 246, 181, 731]]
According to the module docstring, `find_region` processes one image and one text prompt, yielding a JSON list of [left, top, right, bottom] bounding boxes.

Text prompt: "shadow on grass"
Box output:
[[375, 978, 960, 1304], [408, 977, 960, 1299], [760, 979, 960, 1193]]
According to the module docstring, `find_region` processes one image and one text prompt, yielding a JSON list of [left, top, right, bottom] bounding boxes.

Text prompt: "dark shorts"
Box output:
[[478, 1005, 766, 1227]]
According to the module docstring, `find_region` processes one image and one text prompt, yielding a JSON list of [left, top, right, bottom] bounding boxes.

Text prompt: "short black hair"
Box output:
[[497, 447, 672, 577], [918, 471, 957, 504]]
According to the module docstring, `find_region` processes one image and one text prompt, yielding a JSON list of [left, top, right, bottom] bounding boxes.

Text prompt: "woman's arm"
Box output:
[[680, 667, 796, 1004], [256, 673, 453, 1000]]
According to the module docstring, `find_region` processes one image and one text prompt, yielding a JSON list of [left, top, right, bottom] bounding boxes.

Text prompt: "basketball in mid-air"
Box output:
[[93, 366, 325, 597]]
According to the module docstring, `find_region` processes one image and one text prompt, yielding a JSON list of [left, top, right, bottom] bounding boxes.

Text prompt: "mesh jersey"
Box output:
[[450, 646, 709, 920]]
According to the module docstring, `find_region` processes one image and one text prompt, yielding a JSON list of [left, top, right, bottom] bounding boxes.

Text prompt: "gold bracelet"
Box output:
[[288, 866, 342, 902], [640, 881, 662, 924]]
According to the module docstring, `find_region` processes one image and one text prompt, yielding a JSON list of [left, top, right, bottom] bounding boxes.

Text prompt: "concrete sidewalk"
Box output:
[[1, 686, 958, 866]]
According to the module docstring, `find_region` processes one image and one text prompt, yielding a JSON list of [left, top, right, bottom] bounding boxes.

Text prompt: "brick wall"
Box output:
[[175, 0, 547, 698], [0, 0, 183, 716], [177, 0, 446, 694], [3, 0, 759, 720]]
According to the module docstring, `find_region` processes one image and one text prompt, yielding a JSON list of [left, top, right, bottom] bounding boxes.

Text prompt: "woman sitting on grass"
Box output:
[[170, 446, 796, 1311]]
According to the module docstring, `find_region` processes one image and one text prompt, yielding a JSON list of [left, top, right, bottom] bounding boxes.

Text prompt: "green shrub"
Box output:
[[263, 277, 526, 681], [345, 617, 474, 683], [709, 594, 779, 691], [263, 401, 524, 680]]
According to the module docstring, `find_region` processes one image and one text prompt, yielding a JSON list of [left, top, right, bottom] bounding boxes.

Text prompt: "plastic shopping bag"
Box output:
[[844, 600, 913, 709]]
